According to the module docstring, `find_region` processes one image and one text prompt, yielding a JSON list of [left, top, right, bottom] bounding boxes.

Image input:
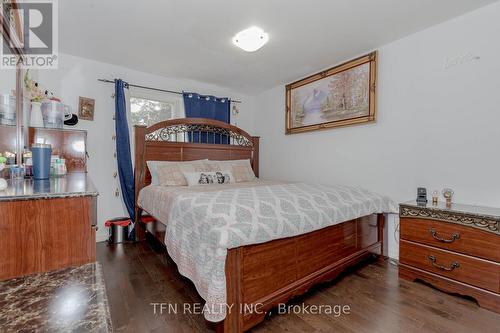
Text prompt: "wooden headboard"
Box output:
[[134, 118, 260, 221]]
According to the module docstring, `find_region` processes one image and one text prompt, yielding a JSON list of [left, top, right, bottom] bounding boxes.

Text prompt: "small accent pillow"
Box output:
[[156, 160, 208, 186], [205, 159, 256, 183], [183, 171, 234, 186]]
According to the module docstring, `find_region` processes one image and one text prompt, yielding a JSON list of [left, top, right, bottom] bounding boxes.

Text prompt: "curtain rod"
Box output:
[[97, 79, 242, 104]]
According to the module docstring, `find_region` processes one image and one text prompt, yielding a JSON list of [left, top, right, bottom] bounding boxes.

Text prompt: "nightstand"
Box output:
[[398, 201, 499, 313]]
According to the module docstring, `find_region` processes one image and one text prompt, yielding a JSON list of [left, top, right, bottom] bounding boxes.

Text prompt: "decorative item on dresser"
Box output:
[[399, 201, 500, 314]]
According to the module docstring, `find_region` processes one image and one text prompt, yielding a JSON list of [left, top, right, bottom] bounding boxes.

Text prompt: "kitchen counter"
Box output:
[[0, 172, 98, 202]]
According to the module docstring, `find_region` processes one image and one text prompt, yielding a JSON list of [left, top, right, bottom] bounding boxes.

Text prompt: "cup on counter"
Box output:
[[9, 165, 24, 180], [32, 143, 52, 180], [33, 179, 51, 193]]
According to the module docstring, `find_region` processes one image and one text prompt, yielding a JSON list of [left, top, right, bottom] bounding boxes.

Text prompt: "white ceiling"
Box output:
[[59, 0, 498, 95]]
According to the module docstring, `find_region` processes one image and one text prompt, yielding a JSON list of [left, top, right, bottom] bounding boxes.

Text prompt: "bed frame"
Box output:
[[134, 118, 385, 333]]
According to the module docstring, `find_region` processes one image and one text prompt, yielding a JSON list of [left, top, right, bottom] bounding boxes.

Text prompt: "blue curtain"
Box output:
[[183, 92, 230, 144], [114, 79, 135, 222]]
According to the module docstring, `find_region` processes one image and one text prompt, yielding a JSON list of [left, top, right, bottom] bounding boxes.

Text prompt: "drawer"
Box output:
[[400, 240, 500, 293], [400, 218, 500, 262]]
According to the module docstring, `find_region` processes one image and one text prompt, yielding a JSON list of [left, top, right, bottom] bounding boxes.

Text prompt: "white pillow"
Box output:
[[183, 171, 234, 186], [205, 159, 256, 183], [147, 159, 208, 185]]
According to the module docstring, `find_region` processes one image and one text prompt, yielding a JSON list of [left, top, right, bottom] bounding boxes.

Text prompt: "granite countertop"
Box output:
[[400, 200, 500, 220], [0, 173, 98, 202], [0, 262, 112, 332]]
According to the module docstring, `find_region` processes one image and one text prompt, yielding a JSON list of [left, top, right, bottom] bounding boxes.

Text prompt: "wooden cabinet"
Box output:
[[399, 201, 500, 313], [0, 174, 98, 281]]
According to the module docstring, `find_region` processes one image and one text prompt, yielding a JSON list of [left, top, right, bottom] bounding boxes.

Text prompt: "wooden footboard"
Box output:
[[137, 213, 384, 333], [216, 214, 384, 332]]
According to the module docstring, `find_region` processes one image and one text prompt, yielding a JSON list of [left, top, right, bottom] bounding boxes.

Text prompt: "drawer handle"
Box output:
[[429, 228, 460, 243], [427, 255, 460, 271]]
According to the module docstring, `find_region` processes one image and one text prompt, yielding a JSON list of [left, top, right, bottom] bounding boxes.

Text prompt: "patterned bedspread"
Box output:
[[138, 181, 398, 322]]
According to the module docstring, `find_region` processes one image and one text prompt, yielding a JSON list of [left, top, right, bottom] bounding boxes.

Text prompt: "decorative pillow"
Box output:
[[146, 160, 165, 185], [183, 171, 234, 186], [204, 159, 256, 183], [156, 160, 208, 186]]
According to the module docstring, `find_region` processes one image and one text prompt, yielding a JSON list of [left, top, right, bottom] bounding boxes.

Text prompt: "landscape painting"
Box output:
[[286, 52, 377, 134]]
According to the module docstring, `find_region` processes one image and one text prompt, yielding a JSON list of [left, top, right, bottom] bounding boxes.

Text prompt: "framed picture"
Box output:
[[285, 51, 377, 134], [78, 96, 95, 121]]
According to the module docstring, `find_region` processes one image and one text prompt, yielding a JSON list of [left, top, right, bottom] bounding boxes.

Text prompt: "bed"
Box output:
[[134, 118, 396, 332]]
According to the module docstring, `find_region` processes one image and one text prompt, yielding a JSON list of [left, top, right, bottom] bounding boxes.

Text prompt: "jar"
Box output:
[[10, 165, 25, 180]]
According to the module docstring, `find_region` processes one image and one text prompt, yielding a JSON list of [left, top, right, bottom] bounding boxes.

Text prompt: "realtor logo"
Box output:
[[1, 0, 58, 69]]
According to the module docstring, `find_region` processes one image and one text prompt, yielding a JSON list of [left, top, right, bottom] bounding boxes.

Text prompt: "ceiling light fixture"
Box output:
[[232, 26, 269, 52]]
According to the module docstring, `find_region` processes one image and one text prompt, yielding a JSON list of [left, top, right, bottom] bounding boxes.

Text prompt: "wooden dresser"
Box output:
[[0, 173, 98, 281], [399, 201, 500, 313]]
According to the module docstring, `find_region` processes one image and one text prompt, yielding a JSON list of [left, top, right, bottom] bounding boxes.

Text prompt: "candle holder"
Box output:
[[432, 190, 439, 205], [442, 188, 454, 207]]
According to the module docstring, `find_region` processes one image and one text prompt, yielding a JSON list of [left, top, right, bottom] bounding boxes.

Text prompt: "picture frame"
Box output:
[[285, 51, 377, 134], [78, 96, 95, 121]]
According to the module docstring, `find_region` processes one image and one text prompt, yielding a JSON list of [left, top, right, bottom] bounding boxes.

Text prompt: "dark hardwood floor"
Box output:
[[97, 237, 500, 333]]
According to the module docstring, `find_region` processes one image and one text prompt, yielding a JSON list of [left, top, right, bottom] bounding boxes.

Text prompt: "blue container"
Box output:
[[33, 179, 51, 193], [32, 143, 52, 180]]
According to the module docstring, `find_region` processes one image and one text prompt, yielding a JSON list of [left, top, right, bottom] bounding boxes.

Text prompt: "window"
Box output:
[[129, 96, 179, 126]]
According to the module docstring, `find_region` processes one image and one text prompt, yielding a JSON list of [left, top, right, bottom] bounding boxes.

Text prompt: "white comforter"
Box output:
[[138, 181, 397, 322]]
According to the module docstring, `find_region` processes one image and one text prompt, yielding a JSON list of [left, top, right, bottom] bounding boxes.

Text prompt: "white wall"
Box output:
[[253, 3, 500, 258], [36, 53, 256, 241]]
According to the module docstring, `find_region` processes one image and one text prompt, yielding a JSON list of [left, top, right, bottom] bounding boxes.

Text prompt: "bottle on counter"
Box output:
[[50, 155, 59, 177], [24, 158, 33, 178], [23, 150, 33, 178], [59, 158, 67, 176], [52, 158, 67, 177]]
